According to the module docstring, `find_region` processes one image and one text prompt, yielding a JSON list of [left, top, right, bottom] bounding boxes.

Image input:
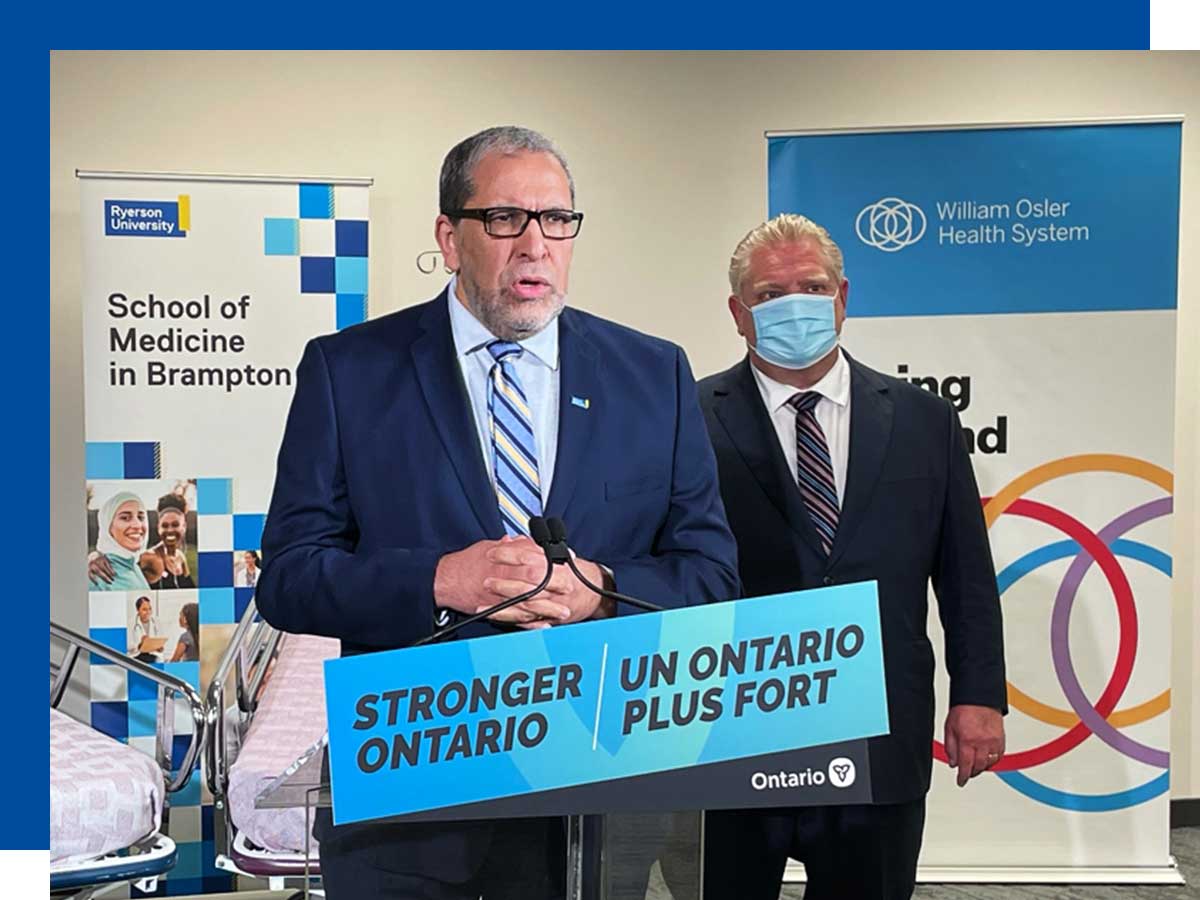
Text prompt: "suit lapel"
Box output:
[[711, 358, 826, 557], [545, 309, 599, 520], [828, 356, 894, 567], [410, 290, 504, 537]]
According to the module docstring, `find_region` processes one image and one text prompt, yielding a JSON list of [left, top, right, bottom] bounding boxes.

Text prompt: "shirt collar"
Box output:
[[750, 346, 850, 414], [446, 275, 560, 371]]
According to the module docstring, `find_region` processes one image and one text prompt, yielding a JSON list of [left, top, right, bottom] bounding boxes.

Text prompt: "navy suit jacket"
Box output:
[[257, 290, 739, 879], [699, 355, 1006, 805]]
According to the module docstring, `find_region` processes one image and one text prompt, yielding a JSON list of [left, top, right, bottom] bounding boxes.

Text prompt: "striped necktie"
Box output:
[[788, 391, 839, 555], [487, 340, 543, 536]]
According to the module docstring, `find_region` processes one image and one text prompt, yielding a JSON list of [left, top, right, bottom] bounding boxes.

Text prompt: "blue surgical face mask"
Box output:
[[740, 293, 840, 370]]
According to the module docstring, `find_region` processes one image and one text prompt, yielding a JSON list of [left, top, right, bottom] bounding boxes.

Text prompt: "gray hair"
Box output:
[[439, 126, 575, 215], [728, 213, 845, 294]]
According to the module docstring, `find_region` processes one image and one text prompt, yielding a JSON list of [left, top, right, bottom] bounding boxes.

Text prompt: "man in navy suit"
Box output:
[[699, 214, 1006, 900], [256, 126, 739, 899]]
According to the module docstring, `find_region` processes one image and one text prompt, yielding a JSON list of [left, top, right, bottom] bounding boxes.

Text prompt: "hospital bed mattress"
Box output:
[[228, 633, 339, 852], [50, 707, 165, 866]]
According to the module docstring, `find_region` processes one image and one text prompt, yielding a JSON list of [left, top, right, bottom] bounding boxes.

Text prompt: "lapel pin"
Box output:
[[571, 396, 590, 410]]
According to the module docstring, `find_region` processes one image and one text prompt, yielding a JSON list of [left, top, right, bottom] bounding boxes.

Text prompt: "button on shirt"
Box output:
[[447, 277, 560, 506], [749, 348, 852, 505]]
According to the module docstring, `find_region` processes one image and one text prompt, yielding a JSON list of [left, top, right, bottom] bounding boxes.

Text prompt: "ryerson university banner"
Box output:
[[767, 120, 1181, 879], [78, 171, 370, 888]]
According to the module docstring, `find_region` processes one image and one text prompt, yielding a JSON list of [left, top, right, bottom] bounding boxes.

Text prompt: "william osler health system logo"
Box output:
[[855, 197, 927, 252]]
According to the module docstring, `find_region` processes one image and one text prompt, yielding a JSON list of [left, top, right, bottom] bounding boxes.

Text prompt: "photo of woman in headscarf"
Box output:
[[168, 601, 200, 662], [89, 483, 199, 590], [88, 490, 152, 591]]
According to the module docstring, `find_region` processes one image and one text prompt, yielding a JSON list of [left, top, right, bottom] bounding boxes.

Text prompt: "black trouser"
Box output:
[[319, 815, 565, 900], [704, 799, 926, 900]]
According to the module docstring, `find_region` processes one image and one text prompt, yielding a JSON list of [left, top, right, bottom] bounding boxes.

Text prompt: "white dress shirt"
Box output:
[[446, 276, 560, 506], [749, 348, 852, 505]]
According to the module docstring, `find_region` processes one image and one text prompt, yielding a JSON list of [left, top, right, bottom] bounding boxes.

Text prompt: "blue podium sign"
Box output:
[[325, 582, 889, 825]]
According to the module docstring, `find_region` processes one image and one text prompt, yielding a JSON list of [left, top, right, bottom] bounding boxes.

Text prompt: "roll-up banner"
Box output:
[[767, 118, 1181, 882], [77, 171, 370, 893]]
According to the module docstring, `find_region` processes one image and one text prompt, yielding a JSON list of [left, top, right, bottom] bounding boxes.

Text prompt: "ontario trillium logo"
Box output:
[[827, 756, 856, 788], [855, 197, 926, 252]]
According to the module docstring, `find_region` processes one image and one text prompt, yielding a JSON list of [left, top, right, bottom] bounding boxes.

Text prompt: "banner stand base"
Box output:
[[785, 859, 1185, 885]]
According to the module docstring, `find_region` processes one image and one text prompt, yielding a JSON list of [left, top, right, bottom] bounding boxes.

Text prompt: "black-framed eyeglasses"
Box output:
[[443, 207, 584, 240]]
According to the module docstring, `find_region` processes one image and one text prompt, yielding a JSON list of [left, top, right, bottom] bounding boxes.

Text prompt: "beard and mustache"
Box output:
[[456, 270, 566, 342]]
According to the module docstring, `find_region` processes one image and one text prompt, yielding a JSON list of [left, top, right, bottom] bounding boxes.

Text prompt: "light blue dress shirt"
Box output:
[[446, 277, 560, 507]]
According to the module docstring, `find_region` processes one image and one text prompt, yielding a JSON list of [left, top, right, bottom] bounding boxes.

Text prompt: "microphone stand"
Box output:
[[562, 554, 662, 613], [547, 517, 663, 613]]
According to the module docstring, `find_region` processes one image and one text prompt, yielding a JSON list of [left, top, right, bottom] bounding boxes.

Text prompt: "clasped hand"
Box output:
[[433, 536, 605, 629]]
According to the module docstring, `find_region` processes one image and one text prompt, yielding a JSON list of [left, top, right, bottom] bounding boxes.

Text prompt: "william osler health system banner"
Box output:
[[768, 120, 1180, 876]]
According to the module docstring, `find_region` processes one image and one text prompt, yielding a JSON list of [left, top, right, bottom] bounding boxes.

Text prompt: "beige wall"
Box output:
[[50, 51, 1200, 795]]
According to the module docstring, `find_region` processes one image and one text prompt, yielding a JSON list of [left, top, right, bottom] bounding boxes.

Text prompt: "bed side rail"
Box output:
[[205, 598, 283, 800], [50, 621, 206, 793]]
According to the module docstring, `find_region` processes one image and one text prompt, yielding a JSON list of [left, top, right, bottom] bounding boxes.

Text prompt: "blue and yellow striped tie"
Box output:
[[487, 341, 543, 536]]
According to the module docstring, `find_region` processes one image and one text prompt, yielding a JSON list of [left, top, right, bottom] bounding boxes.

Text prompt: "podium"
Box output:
[[577, 812, 704, 900], [258, 741, 704, 899], [262, 583, 888, 898]]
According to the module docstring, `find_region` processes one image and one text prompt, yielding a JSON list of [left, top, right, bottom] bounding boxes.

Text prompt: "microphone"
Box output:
[[546, 517, 663, 613], [413, 517, 556, 646], [532, 515, 570, 564]]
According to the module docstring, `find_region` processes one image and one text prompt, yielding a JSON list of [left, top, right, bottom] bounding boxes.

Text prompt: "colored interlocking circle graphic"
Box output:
[[932, 455, 1172, 811]]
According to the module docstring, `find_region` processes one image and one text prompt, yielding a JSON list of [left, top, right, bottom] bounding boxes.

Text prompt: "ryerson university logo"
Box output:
[[751, 756, 857, 791], [855, 198, 927, 252], [105, 196, 190, 238]]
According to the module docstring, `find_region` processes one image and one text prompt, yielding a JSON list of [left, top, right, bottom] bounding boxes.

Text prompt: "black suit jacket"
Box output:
[[698, 354, 1006, 804]]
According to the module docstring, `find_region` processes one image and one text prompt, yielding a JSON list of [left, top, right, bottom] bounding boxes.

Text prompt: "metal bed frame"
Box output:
[[50, 621, 206, 899], [206, 599, 323, 894]]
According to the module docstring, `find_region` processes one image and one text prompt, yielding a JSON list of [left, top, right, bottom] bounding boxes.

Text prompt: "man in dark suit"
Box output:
[[699, 214, 1006, 900], [256, 126, 739, 899]]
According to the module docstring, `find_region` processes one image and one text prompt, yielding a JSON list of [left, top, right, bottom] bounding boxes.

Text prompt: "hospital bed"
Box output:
[[50, 621, 206, 899], [206, 599, 338, 892]]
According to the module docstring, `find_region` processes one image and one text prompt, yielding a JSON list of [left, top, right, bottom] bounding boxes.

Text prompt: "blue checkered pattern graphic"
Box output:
[[85, 442, 161, 479], [263, 183, 368, 331]]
